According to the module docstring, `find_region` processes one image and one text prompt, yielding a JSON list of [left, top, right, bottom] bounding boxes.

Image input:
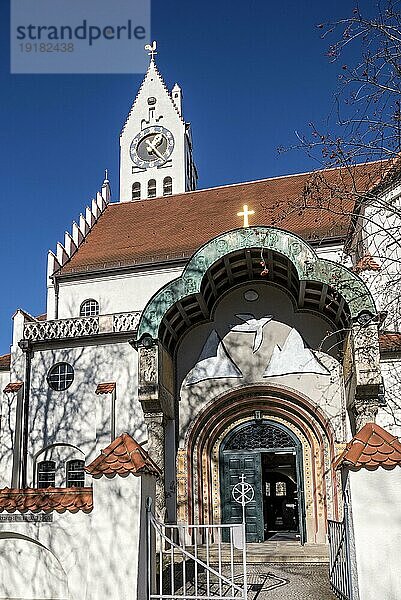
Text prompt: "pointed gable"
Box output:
[[335, 423, 401, 471], [121, 58, 183, 137], [85, 433, 161, 479]]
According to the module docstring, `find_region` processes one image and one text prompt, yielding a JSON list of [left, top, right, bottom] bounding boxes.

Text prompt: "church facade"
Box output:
[[1, 50, 401, 600]]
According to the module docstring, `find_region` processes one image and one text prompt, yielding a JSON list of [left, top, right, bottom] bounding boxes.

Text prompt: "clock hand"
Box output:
[[146, 139, 165, 161], [152, 133, 163, 147]]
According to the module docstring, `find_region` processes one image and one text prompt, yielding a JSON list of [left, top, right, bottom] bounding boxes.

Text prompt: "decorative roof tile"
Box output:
[[3, 381, 23, 394], [335, 423, 401, 471], [95, 382, 116, 394], [85, 433, 161, 478], [379, 332, 401, 354], [0, 487, 93, 513], [353, 253, 381, 273], [58, 162, 385, 276], [0, 353, 11, 371]]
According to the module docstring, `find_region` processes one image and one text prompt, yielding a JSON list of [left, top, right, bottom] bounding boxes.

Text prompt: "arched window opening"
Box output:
[[148, 179, 156, 198], [80, 299, 99, 317], [163, 176, 172, 196], [37, 461, 56, 488], [66, 460, 85, 488], [132, 182, 141, 200]]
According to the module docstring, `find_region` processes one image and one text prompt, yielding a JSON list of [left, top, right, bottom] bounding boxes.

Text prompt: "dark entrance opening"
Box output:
[[262, 451, 299, 541], [220, 420, 305, 543]]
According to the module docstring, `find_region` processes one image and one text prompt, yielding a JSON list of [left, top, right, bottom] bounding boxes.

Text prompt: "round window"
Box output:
[[47, 363, 74, 391]]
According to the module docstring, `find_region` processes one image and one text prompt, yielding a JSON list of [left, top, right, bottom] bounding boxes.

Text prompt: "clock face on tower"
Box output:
[[130, 126, 174, 168]]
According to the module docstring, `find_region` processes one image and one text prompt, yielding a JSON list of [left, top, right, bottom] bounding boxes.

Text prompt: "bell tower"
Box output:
[[119, 42, 198, 202]]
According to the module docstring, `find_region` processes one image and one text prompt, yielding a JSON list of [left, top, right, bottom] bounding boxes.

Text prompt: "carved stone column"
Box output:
[[145, 412, 165, 517], [137, 341, 174, 519], [352, 399, 381, 431], [346, 320, 384, 432]]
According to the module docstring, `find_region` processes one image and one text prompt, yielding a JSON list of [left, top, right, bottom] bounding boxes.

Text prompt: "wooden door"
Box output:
[[221, 452, 264, 542]]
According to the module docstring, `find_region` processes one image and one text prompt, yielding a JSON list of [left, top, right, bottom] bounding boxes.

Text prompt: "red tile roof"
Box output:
[[0, 353, 10, 371], [95, 382, 116, 394], [3, 382, 23, 394], [86, 433, 161, 478], [353, 253, 381, 273], [0, 487, 93, 513], [58, 162, 384, 275], [379, 332, 401, 354], [335, 423, 401, 471]]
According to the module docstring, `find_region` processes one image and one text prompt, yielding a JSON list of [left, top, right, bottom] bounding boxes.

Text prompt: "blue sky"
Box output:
[[0, 0, 360, 352]]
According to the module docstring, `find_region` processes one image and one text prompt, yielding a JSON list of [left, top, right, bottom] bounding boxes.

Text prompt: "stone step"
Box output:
[[168, 542, 329, 564]]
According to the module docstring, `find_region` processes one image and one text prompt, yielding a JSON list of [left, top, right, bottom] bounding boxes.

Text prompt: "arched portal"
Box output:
[[220, 420, 305, 543], [177, 385, 339, 545]]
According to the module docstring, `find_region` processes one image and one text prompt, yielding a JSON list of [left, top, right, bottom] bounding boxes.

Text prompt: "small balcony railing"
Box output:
[[23, 311, 141, 342]]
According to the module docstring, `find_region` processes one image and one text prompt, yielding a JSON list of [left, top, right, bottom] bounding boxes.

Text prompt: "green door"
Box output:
[[221, 451, 264, 542]]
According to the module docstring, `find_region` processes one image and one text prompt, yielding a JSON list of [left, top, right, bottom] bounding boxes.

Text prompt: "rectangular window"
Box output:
[[37, 461, 56, 488], [66, 460, 85, 487]]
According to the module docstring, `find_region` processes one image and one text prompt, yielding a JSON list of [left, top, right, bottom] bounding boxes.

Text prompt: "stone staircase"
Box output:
[[187, 541, 329, 564]]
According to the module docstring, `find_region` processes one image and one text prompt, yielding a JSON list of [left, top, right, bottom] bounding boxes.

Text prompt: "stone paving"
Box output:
[[240, 563, 337, 599], [159, 561, 337, 599]]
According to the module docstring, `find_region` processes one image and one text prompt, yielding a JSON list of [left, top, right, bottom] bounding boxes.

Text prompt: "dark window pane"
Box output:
[[37, 461, 56, 488], [66, 460, 85, 488]]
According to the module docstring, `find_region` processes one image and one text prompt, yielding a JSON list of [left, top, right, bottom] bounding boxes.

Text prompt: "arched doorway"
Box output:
[[220, 419, 306, 543]]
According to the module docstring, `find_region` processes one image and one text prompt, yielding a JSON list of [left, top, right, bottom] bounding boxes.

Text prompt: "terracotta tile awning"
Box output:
[[0, 353, 11, 371], [86, 433, 161, 479], [0, 487, 93, 514], [379, 332, 401, 354], [95, 382, 116, 394], [335, 423, 401, 471], [3, 382, 23, 394]]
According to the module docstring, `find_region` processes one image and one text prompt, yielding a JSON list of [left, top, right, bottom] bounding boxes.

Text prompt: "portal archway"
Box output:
[[177, 385, 339, 544]]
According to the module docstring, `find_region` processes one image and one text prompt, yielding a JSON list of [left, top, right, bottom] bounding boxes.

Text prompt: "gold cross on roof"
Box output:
[[237, 204, 255, 228]]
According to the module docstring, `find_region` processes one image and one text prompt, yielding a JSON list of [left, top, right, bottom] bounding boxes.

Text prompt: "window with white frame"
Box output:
[[80, 299, 99, 317], [163, 176, 172, 196], [47, 363, 74, 391], [66, 460, 85, 487], [132, 182, 141, 200], [37, 460, 56, 488], [148, 179, 156, 198]]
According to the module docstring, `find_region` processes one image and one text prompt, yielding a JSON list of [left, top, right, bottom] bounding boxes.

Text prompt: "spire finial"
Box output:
[[144, 40, 157, 61], [104, 168, 109, 183]]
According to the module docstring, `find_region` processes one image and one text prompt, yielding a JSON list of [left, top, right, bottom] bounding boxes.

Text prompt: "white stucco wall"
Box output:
[[377, 357, 401, 438], [0, 473, 156, 600], [27, 341, 143, 486], [53, 266, 183, 319], [177, 282, 346, 444], [349, 468, 401, 600]]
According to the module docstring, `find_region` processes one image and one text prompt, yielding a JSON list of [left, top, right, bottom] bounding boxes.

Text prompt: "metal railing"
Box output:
[[147, 509, 246, 600], [328, 514, 353, 600], [146, 477, 252, 600], [23, 311, 141, 342]]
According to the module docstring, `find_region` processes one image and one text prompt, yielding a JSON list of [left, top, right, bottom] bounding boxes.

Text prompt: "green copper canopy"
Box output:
[[137, 227, 377, 341]]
